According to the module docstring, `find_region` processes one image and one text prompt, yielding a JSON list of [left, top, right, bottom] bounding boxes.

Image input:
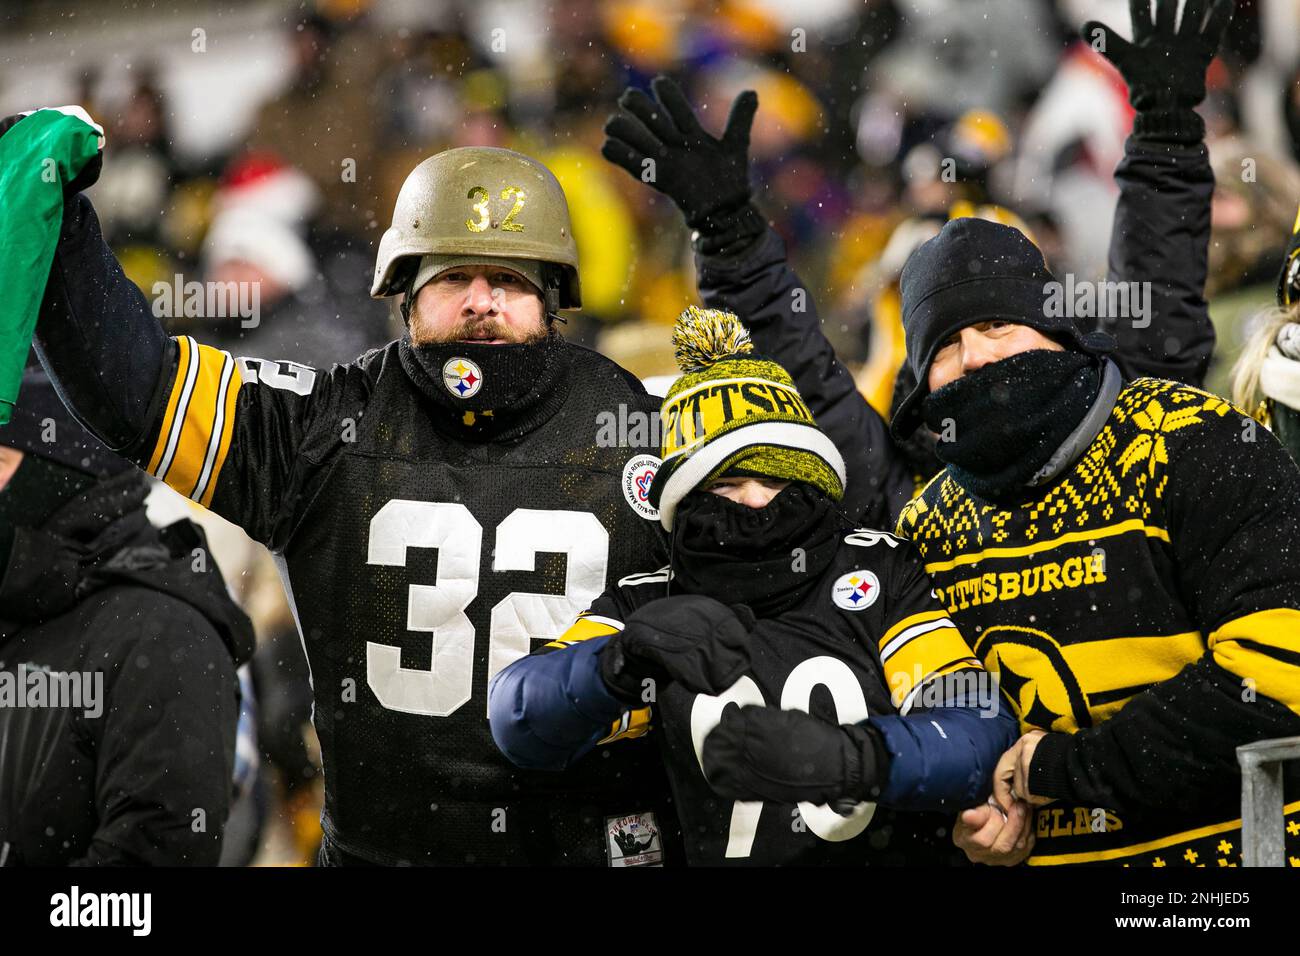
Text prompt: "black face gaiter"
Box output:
[[398, 333, 571, 440], [921, 349, 1100, 504], [671, 482, 843, 617]]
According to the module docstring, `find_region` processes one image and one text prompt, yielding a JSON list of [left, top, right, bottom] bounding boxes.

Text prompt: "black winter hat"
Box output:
[[890, 217, 1115, 439], [0, 358, 133, 477]]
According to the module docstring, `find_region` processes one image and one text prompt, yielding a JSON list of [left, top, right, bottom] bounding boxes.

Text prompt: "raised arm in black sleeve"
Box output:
[[1089, 0, 1228, 385], [31, 186, 359, 550], [34, 192, 172, 452], [1101, 138, 1216, 385], [695, 229, 914, 527], [599, 76, 913, 527]]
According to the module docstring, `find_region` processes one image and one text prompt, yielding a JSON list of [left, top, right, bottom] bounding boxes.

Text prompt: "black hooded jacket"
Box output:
[[0, 471, 254, 865]]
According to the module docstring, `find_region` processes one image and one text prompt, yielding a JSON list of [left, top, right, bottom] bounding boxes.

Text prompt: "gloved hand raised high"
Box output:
[[601, 75, 765, 256], [1082, 0, 1232, 144]]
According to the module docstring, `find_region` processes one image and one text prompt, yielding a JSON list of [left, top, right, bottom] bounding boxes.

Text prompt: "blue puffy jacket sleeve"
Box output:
[[869, 685, 1020, 811], [488, 635, 631, 771]]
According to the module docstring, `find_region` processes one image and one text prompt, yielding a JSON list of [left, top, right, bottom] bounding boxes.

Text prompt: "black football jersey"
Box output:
[[548, 529, 983, 865], [132, 334, 676, 864]]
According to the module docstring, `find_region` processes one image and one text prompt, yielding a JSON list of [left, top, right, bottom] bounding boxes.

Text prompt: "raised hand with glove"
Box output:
[[1083, 0, 1232, 144], [601, 75, 765, 257], [598, 595, 754, 703]]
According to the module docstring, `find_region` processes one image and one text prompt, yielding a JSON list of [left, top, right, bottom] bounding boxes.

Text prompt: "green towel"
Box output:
[[0, 106, 103, 425]]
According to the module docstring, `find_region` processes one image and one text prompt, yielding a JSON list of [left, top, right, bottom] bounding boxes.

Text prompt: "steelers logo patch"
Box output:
[[831, 570, 880, 611], [442, 357, 482, 399], [621, 454, 660, 521]]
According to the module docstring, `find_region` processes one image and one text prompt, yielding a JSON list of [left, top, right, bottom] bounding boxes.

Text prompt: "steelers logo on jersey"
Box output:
[[442, 357, 483, 399], [831, 570, 880, 611]]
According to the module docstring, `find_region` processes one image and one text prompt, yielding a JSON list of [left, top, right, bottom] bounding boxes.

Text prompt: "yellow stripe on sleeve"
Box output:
[[599, 706, 652, 745], [878, 608, 952, 659], [146, 337, 242, 505], [880, 616, 969, 675], [540, 614, 623, 651], [201, 350, 242, 508], [146, 335, 192, 475], [881, 610, 982, 711], [891, 659, 983, 712], [1208, 608, 1300, 715]]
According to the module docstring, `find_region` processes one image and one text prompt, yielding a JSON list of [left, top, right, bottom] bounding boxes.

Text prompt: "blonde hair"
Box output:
[[1231, 304, 1299, 414]]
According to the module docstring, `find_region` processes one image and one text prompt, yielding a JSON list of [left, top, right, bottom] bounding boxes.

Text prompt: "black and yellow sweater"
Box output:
[[897, 377, 1300, 866]]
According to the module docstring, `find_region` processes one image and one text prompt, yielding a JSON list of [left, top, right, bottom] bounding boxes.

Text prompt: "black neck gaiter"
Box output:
[[670, 482, 843, 617], [921, 349, 1100, 504], [398, 333, 572, 441]]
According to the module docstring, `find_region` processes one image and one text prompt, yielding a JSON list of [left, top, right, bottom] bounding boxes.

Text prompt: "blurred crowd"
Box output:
[[8, 0, 1300, 864]]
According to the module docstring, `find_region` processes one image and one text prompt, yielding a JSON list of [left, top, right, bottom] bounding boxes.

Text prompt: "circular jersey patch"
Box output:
[[442, 357, 483, 399], [621, 455, 661, 521], [831, 570, 880, 612]]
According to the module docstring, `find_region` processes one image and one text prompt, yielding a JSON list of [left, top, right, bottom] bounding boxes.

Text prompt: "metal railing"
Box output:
[[1238, 736, 1300, 867]]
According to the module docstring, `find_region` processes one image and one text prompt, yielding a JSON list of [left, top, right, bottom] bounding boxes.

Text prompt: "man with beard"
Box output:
[[3, 120, 684, 864], [488, 308, 1017, 865]]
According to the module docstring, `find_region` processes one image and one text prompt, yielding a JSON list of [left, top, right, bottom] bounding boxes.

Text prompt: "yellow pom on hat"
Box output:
[[650, 305, 846, 530], [672, 305, 753, 372]]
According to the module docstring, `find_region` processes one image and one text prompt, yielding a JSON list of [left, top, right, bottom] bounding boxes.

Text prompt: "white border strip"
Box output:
[[880, 617, 959, 664], [580, 614, 626, 632], [155, 336, 199, 482], [190, 349, 236, 502]]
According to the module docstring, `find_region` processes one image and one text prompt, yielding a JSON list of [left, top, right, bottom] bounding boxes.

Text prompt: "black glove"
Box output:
[[597, 595, 752, 704], [601, 75, 765, 256], [0, 111, 103, 196], [702, 705, 889, 807], [1083, 0, 1231, 144]]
